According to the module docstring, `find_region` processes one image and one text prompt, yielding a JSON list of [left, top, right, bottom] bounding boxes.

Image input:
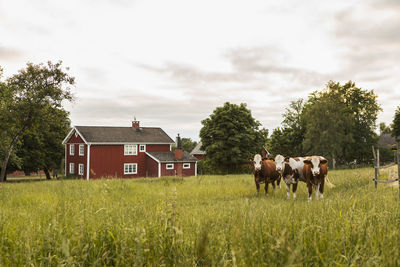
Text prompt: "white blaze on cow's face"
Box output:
[[274, 154, 285, 173], [253, 154, 262, 171], [310, 157, 321, 176]]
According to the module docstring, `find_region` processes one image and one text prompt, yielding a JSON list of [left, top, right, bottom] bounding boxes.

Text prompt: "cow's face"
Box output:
[[252, 154, 263, 171], [304, 157, 328, 177], [274, 154, 285, 174]]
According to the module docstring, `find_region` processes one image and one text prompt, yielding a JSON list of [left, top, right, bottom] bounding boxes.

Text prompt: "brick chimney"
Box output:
[[174, 134, 183, 160], [132, 117, 140, 130]]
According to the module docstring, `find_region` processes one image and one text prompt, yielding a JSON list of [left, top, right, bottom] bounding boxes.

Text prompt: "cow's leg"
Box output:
[[286, 183, 291, 199], [315, 184, 320, 200], [319, 178, 325, 199], [307, 183, 313, 201], [292, 183, 298, 199], [277, 175, 281, 189], [264, 182, 269, 195], [271, 181, 276, 192], [256, 182, 260, 194]]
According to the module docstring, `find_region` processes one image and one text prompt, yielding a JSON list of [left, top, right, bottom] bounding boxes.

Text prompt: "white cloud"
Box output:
[[0, 0, 399, 141]]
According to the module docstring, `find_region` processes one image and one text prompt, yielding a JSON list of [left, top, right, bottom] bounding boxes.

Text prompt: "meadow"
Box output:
[[0, 167, 399, 266]]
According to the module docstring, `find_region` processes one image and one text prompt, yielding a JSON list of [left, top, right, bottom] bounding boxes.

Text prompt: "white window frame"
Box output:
[[69, 163, 75, 174], [183, 163, 191, 169], [166, 163, 174, 170], [124, 144, 137, 155], [69, 144, 74, 155], [139, 144, 146, 152], [79, 144, 84, 156], [124, 163, 138, 174], [78, 164, 84, 175]]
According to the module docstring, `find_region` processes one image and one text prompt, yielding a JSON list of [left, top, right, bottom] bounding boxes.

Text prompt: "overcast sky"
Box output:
[[1, 0, 399, 141]]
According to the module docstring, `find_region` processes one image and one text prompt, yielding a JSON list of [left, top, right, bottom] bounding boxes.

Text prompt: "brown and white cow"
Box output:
[[251, 154, 280, 195], [303, 156, 328, 200], [275, 155, 306, 199]]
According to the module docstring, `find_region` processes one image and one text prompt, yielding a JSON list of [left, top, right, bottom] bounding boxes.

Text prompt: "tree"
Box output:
[[0, 61, 74, 181], [181, 138, 197, 153], [200, 102, 267, 173], [379, 122, 392, 135], [302, 81, 380, 164], [303, 90, 354, 162], [393, 106, 400, 141], [18, 106, 71, 179]]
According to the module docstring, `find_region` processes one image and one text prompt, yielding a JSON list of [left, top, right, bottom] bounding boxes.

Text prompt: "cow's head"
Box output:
[[303, 156, 328, 177], [274, 154, 286, 174], [251, 154, 263, 171]]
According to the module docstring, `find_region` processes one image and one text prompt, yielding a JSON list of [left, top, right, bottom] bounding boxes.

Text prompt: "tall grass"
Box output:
[[0, 168, 399, 266]]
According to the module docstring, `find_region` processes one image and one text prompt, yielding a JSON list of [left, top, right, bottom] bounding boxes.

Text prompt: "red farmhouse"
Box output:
[[62, 120, 198, 179]]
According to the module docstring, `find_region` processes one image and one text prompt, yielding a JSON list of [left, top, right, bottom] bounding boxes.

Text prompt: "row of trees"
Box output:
[[268, 81, 383, 165], [199, 81, 400, 173], [0, 62, 74, 181]]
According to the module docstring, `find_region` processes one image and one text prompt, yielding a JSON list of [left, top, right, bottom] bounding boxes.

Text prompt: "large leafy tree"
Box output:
[[18, 106, 71, 179], [268, 99, 305, 156], [0, 61, 74, 181], [303, 81, 380, 163], [200, 102, 267, 173]]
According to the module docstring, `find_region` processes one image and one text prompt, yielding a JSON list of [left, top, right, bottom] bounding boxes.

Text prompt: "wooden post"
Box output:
[[397, 142, 400, 200], [377, 148, 380, 176], [372, 146, 378, 189]]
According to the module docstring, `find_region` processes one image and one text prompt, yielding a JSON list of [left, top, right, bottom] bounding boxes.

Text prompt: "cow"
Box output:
[[250, 154, 281, 195], [274, 155, 306, 199], [303, 156, 328, 200]]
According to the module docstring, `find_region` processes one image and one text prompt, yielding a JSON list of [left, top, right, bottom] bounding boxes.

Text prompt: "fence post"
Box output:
[[377, 148, 380, 175], [397, 142, 400, 200], [372, 146, 378, 189]]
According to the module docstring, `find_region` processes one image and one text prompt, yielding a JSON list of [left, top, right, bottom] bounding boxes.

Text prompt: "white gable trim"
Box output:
[[62, 127, 88, 145], [145, 152, 160, 163]]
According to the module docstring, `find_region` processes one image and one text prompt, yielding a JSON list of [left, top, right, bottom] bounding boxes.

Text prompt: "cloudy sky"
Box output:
[[1, 0, 399, 141]]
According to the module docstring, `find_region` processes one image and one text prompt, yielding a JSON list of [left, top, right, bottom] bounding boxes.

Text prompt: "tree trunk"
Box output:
[[0, 127, 26, 182], [0, 140, 17, 182], [44, 168, 51, 180]]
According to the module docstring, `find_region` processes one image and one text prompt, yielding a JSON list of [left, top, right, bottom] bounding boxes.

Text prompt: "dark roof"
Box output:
[[190, 141, 206, 155], [75, 126, 174, 143], [378, 133, 396, 147], [147, 151, 198, 163]]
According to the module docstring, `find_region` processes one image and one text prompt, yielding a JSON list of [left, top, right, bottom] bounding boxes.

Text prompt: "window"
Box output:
[[124, 163, 137, 174], [124, 144, 137, 155], [166, 163, 174, 170], [69, 163, 75, 174], [79, 144, 84, 156], [69, 144, 74, 155], [183, 163, 190, 169], [78, 164, 84, 175], [139, 145, 146, 152]]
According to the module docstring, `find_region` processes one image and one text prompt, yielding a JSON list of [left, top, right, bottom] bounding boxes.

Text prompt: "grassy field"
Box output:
[[0, 168, 399, 266]]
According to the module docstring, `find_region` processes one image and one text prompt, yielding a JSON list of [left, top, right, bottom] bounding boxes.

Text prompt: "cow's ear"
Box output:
[[248, 158, 253, 162], [284, 156, 290, 162], [303, 160, 312, 165], [320, 159, 328, 165]]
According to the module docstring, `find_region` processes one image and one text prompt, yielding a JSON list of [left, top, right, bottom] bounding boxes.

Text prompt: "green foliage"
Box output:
[[171, 137, 198, 153], [0, 169, 400, 265], [181, 138, 197, 153], [268, 99, 305, 156], [392, 106, 400, 141], [269, 81, 381, 165], [0, 61, 74, 181], [379, 122, 392, 135], [18, 106, 71, 177], [200, 102, 267, 173]]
